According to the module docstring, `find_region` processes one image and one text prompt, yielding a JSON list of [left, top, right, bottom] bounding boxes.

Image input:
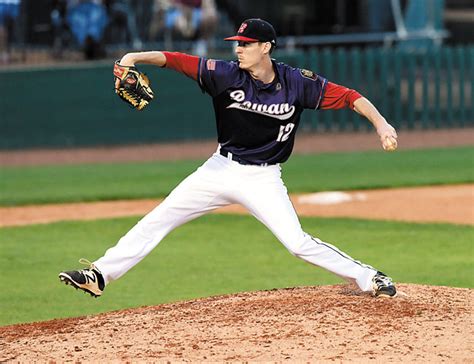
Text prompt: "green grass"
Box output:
[[284, 145, 473, 191], [0, 214, 472, 326], [1, 146, 472, 206]]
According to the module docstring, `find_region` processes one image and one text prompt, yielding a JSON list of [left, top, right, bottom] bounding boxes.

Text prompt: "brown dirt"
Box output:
[[1, 184, 472, 227], [0, 284, 472, 362]]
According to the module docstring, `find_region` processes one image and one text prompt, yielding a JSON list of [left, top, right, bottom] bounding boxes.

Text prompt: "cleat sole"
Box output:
[[376, 293, 397, 298], [58, 274, 100, 298]]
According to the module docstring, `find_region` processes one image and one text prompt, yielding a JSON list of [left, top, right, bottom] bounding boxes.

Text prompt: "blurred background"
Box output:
[[1, 0, 473, 62], [0, 0, 472, 149]]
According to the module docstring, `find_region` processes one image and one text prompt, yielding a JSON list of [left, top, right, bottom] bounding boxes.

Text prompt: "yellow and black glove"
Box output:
[[113, 61, 154, 110]]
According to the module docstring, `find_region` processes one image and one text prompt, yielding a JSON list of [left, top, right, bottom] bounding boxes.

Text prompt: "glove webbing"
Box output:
[[116, 89, 148, 110]]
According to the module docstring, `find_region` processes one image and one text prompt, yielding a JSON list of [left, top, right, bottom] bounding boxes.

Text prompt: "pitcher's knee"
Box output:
[[288, 243, 310, 258], [282, 233, 312, 257]]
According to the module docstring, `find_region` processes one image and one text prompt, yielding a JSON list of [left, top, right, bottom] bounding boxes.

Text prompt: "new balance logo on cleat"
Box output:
[[83, 271, 97, 284], [372, 271, 397, 298], [59, 259, 105, 297]]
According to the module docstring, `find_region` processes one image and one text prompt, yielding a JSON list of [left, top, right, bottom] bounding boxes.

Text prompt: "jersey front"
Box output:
[[197, 59, 327, 165]]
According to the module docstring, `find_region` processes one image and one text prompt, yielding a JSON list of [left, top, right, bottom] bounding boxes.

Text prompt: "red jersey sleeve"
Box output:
[[162, 51, 199, 80], [319, 82, 362, 110]]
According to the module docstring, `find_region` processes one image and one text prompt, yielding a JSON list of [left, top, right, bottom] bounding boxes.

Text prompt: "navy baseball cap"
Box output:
[[224, 18, 277, 45]]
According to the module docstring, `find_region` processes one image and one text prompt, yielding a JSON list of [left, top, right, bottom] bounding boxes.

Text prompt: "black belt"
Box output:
[[219, 149, 272, 167]]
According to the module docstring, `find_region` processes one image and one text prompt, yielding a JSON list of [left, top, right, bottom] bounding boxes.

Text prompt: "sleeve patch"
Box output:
[[300, 68, 317, 81], [206, 59, 216, 71]]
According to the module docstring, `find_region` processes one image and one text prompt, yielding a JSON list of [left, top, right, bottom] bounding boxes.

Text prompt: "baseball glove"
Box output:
[[113, 61, 154, 110]]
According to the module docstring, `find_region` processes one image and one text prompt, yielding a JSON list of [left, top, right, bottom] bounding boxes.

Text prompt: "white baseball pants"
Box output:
[[94, 152, 377, 292]]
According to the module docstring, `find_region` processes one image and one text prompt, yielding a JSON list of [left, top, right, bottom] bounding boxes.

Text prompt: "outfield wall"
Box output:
[[0, 63, 216, 149]]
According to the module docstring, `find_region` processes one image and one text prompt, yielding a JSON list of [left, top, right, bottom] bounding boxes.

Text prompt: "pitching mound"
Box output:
[[1, 284, 472, 362]]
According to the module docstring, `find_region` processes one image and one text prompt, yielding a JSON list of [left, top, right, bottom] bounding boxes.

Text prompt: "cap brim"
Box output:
[[224, 36, 259, 42]]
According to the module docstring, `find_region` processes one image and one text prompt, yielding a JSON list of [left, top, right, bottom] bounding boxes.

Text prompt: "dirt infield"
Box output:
[[1, 284, 472, 362], [1, 184, 472, 227]]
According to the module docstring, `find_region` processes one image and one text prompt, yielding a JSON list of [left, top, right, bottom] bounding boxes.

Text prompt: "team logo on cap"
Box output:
[[238, 23, 248, 34]]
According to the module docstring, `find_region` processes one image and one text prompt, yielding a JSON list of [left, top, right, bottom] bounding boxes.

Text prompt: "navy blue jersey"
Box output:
[[197, 58, 327, 165]]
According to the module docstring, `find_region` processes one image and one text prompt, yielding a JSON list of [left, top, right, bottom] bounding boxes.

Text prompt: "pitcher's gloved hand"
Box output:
[[113, 61, 154, 110]]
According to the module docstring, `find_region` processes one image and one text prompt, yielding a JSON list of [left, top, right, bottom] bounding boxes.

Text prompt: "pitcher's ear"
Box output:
[[262, 42, 272, 55]]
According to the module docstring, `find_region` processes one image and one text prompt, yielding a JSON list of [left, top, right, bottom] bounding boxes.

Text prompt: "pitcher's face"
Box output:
[[235, 41, 270, 70]]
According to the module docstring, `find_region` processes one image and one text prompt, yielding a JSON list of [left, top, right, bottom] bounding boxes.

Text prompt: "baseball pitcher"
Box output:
[[60, 19, 398, 298]]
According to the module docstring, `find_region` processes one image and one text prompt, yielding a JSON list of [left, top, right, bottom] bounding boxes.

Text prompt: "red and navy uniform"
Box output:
[[163, 52, 362, 165]]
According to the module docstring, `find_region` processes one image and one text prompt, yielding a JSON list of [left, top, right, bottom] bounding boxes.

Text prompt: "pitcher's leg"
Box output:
[[94, 159, 231, 284], [238, 170, 377, 292], [294, 234, 377, 291]]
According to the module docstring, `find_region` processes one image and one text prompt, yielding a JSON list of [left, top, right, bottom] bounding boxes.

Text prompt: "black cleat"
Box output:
[[59, 259, 105, 297], [372, 271, 397, 298]]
